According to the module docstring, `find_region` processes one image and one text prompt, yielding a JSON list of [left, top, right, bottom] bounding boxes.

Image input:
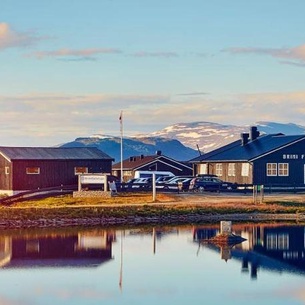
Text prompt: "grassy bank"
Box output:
[[0, 193, 304, 228]]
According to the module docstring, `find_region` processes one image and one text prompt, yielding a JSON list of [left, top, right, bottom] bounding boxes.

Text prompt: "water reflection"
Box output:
[[193, 223, 305, 279], [0, 223, 305, 304], [0, 224, 304, 275], [0, 229, 115, 268]]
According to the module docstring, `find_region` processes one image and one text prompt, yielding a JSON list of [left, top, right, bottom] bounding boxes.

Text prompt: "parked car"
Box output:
[[120, 178, 138, 190], [155, 176, 174, 183], [162, 177, 194, 192], [195, 174, 218, 178], [192, 177, 237, 192], [130, 177, 152, 190], [155, 176, 176, 188]]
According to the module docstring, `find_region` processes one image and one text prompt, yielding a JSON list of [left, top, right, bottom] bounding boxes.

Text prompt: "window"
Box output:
[[267, 163, 277, 176], [228, 163, 236, 176], [278, 163, 289, 176], [75, 167, 88, 175], [241, 163, 249, 177], [26, 167, 40, 174], [278, 233, 289, 250], [215, 164, 222, 176], [198, 163, 207, 175], [266, 163, 289, 177], [5, 167, 9, 175]]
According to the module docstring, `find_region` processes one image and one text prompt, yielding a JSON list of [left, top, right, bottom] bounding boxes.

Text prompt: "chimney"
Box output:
[[250, 126, 260, 141], [156, 150, 162, 156], [241, 133, 249, 146], [140, 154, 144, 159]]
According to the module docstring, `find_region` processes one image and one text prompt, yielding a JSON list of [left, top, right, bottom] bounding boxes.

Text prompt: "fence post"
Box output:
[[253, 185, 257, 204], [260, 185, 264, 204], [152, 173, 156, 202]]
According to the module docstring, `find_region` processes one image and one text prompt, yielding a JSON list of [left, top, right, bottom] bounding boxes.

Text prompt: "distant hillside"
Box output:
[[61, 136, 199, 162], [60, 121, 305, 162], [148, 121, 305, 154]]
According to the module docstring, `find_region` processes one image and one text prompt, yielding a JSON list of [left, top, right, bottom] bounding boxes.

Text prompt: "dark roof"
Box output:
[[113, 155, 159, 170], [190, 134, 305, 162], [190, 139, 242, 162], [0, 147, 114, 161], [113, 154, 192, 170]]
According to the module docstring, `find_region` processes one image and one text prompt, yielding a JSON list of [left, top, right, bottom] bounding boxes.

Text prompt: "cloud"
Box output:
[[28, 47, 122, 60], [27, 47, 181, 61], [0, 22, 43, 50], [1, 91, 305, 146], [176, 92, 209, 96], [0, 92, 169, 145], [131, 51, 178, 58], [223, 44, 305, 66]]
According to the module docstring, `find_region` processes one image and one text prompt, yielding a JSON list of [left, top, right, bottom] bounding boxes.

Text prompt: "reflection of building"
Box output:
[[193, 224, 305, 280], [192, 227, 218, 242], [0, 230, 115, 268], [253, 226, 305, 271]]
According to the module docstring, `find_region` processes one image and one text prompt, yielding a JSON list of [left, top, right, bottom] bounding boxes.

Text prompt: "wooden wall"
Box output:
[[195, 162, 253, 184], [0, 158, 112, 191]]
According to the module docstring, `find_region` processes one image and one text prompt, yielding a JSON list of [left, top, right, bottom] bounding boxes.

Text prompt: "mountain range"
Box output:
[[61, 121, 305, 162]]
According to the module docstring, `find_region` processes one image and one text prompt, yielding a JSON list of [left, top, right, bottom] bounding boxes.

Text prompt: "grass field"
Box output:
[[0, 192, 303, 228]]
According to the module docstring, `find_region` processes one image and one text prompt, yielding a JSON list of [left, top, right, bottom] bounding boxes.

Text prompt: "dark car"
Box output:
[[120, 178, 151, 191], [162, 177, 194, 192], [131, 177, 152, 190], [192, 176, 237, 192]]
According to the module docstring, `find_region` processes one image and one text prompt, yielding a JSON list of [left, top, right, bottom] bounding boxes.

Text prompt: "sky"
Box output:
[[1, 0, 305, 146]]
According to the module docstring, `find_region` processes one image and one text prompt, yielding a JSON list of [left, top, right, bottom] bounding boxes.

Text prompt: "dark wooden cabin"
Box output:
[[0, 146, 114, 195]]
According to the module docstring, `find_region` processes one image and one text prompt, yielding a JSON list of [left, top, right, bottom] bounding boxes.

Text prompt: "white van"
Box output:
[[134, 170, 175, 179]]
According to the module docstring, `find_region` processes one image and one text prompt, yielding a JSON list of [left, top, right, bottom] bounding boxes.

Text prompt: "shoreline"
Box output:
[[0, 192, 304, 228], [0, 213, 303, 229]]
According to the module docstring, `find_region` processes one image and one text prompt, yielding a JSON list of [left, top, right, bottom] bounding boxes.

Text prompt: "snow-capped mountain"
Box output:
[[61, 136, 199, 162], [148, 121, 305, 153], [61, 121, 305, 162]]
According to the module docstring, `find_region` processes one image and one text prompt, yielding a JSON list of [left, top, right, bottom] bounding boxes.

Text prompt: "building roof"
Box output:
[[113, 155, 156, 170], [113, 154, 192, 170], [190, 134, 305, 163], [0, 147, 114, 161]]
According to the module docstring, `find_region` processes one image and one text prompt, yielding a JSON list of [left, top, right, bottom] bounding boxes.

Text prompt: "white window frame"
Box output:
[[228, 163, 236, 177], [215, 163, 222, 176], [5, 167, 9, 175], [74, 167, 88, 175], [267, 163, 277, 176], [241, 163, 249, 177], [198, 163, 208, 175], [26, 167, 40, 175], [278, 163, 289, 176]]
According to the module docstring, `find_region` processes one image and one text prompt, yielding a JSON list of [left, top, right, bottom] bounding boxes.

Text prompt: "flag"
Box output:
[[119, 111, 123, 135]]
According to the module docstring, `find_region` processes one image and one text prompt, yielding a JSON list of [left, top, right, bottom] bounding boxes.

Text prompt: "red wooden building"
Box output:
[[0, 146, 114, 195]]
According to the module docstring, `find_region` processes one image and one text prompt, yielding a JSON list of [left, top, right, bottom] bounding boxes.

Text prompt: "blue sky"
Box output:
[[1, 0, 305, 146]]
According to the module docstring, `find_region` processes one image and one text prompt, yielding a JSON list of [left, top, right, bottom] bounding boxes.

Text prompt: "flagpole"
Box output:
[[120, 111, 123, 183]]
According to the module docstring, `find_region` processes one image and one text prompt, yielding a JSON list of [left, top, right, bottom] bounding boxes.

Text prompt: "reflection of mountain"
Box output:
[[0, 230, 115, 269], [193, 224, 305, 279]]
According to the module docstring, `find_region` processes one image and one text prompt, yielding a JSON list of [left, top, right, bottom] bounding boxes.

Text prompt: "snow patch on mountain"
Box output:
[[147, 121, 305, 153]]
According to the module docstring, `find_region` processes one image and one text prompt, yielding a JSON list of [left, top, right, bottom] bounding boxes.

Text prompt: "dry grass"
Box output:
[[9, 192, 179, 208], [0, 192, 304, 225]]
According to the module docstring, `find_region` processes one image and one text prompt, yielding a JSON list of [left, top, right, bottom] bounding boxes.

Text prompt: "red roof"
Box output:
[[112, 155, 157, 170]]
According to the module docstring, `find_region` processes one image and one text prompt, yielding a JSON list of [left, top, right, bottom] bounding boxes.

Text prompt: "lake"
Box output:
[[0, 221, 305, 305]]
